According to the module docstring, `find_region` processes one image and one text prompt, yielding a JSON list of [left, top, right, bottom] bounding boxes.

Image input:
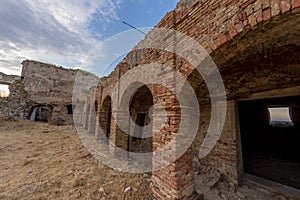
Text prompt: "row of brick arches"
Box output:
[[83, 84, 153, 155], [78, 0, 300, 199]]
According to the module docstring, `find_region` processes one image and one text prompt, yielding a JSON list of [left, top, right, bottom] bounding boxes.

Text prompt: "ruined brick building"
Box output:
[[1, 0, 300, 199], [0, 60, 91, 125], [80, 0, 300, 199]]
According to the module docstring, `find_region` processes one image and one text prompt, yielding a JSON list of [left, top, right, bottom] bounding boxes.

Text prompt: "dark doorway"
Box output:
[[101, 96, 112, 139], [128, 85, 153, 153], [238, 96, 300, 189], [66, 104, 73, 114], [30, 106, 51, 122], [95, 101, 98, 113], [133, 113, 146, 141]]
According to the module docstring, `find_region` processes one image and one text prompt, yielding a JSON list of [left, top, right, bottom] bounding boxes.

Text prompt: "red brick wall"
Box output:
[[90, 0, 300, 199]]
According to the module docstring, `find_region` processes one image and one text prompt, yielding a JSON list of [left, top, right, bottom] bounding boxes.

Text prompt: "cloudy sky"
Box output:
[[0, 0, 179, 76]]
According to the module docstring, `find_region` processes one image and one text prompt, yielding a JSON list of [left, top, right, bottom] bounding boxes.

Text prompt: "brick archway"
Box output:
[[115, 82, 154, 153], [99, 95, 112, 140], [128, 85, 153, 153]]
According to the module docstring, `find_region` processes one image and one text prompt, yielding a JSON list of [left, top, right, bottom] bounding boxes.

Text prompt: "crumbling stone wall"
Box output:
[[0, 60, 97, 125], [0, 72, 20, 84], [0, 79, 30, 120], [0, 72, 23, 120], [20, 60, 78, 125]]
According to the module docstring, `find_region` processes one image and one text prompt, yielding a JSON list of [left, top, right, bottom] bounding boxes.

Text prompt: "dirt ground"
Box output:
[[1, 120, 300, 200], [0, 120, 152, 200]]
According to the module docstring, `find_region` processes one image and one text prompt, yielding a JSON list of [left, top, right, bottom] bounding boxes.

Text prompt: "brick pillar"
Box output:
[[87, 106, 96, 133], [96, 110, 109, 140], [214, 100, 243, 185], [108, 109, 117, 143], [152, 150, 196, 199], [95, 110, 102, 139], [226, 100, 243, 184], [88, 91, 97, 134], [84, 103, 90, 130], [151, 72, 196, 199], [95, 87, 103, 139], [114, 110, 129, 150]]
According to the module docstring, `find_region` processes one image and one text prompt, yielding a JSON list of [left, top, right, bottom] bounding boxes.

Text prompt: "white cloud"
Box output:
[[0, 0, 122, 75]]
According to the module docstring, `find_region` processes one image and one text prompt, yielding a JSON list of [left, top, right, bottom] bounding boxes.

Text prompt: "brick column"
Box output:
[[212, 100, 243, 185], [96, 110, 109, 139], [226, 100, 243, 184], [87, 106, 96, 133], [113, 110, 129, 150], [83, 101, 90, 130], [95, 87, 103, 139], [87, 90, 97, 134], [95, 111, 101, 139], [152, 150, 196, 199], [151, 71, 196, 199]]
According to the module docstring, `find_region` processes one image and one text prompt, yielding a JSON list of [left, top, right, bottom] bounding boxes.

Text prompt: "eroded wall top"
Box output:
[[0, 72, 20, 85], [21, 60, 78, 104]]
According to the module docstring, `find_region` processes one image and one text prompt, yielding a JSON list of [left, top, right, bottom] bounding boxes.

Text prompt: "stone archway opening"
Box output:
[[128, 85, 153, 153], [30, 105, 52, 122], [100, 96, 112, 139], [238, 96, 300, 189]]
